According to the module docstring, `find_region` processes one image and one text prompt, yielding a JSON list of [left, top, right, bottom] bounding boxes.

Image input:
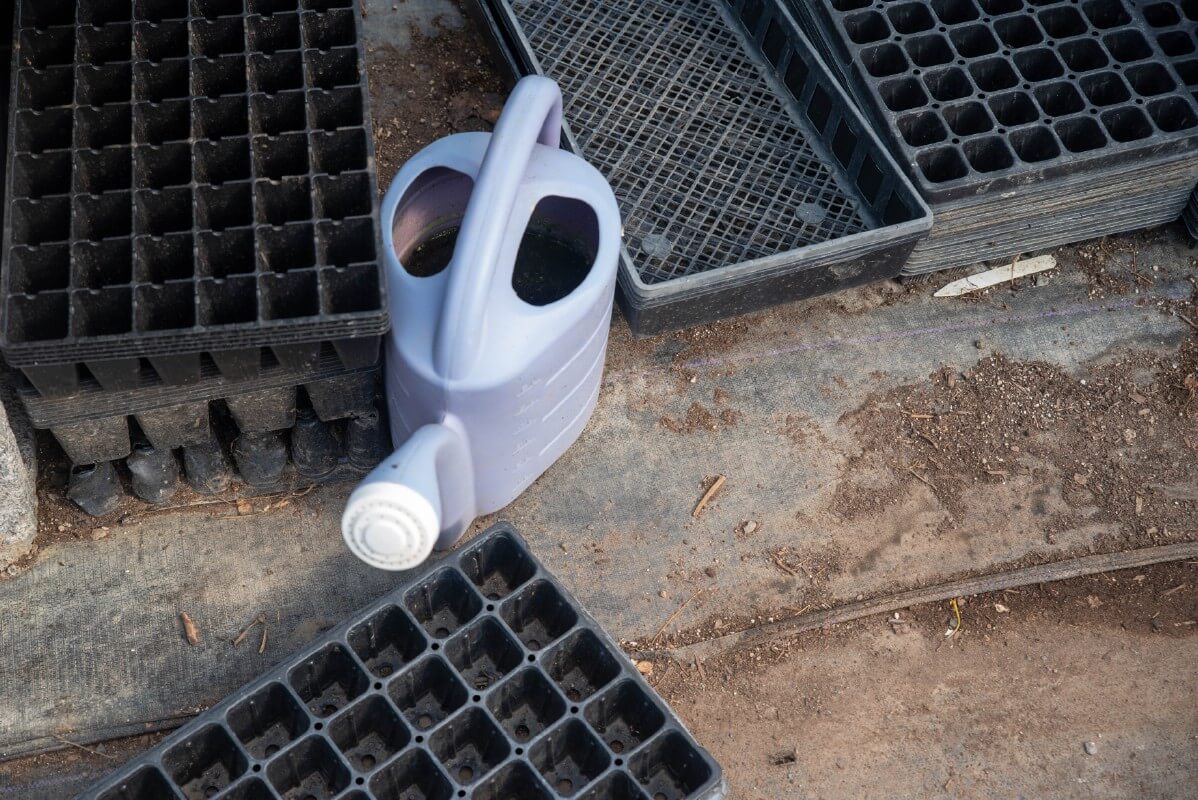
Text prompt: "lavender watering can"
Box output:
[[341, 77, 621, 570]]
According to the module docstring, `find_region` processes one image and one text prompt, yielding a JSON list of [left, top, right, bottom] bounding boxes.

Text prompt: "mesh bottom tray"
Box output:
[[793, 0, 1198, 204], [82, 525, 725, 800], [2, 0, 387, 367], [471, 0, 931, 334]]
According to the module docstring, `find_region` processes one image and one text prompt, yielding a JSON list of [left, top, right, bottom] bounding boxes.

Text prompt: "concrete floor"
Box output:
[[0, 0, 1195, 795]]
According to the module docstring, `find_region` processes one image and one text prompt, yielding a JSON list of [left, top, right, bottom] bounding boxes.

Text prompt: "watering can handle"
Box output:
[[434, 76, 564, 379]]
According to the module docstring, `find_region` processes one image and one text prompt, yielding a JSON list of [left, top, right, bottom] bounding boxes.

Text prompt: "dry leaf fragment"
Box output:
[[1087, 595, 1103, 609], [994, 603, 1010, 613], [180, 612, 199, 646], [236, 499, 252, 515], [635, 660, 654, 676]]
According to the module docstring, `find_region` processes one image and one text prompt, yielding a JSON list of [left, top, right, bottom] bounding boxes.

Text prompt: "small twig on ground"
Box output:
[[51, 734, 115, 760], [652, 588, 705, 645], [908, 466, 937, 491], [180, 612, 199, 646], [1173, 311, 1198, 331], [259, 624, 268, 655], [692, 475, 726, 519], [1160, 583, 1187, 597], [232, 615, 266, 647]]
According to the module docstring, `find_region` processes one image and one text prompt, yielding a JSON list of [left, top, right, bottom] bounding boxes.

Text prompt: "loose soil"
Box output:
[[365, 16, 508, 189]]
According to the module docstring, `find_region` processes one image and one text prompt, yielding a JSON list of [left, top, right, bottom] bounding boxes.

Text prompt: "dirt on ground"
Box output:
[[365, 14, 509, 189], [658, 561, 1198, 800], [5, 563, 1193, 797]]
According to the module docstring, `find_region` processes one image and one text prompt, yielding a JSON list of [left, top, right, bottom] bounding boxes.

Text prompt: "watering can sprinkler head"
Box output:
[[341, 76, 621, 570]]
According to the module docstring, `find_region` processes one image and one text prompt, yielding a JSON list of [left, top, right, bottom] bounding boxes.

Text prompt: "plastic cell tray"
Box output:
[[22, 349, 379, 463], [2, 0, 387, 388], [795, 0, 1198, 203], [1135, 0, 1198, 239], [83, 525, 726, 800], [14, 329, 381, 399], [468, 0, 931, 335]]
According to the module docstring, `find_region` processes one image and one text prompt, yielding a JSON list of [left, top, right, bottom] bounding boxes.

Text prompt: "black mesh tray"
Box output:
[[2, 0, 387, 369], [793, 0, 1198, 204], [81, 525, 726, 800], [469, 0, 931, 335]]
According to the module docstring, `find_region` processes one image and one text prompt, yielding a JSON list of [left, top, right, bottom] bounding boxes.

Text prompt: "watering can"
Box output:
[[341, 76, 621, 570]]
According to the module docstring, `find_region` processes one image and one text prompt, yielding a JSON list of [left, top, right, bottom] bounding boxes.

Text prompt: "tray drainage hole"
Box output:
[[252, 764, 262, 773], [615, 759, 624, 767], [571, 706, 579, 714], [356, 777, 366, 785], [314, 722, 323, 731], [515, 747, 525, 756], [528, 654, 536, 662], [432, 643, 441, 651], [361, 754, 376, 769], [557, 779, 574, 794], [473, 694, 482, 702], [374, 682, 383, 690], [416, 735, 425, 743], [459, 766, 474, 782], [486, 604, 495, 611]]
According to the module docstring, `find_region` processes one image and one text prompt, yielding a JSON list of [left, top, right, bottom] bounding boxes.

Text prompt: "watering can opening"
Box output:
[[391, 165, 475, 279], [392, 169, 601, 307], [511, 195, 599, 307]]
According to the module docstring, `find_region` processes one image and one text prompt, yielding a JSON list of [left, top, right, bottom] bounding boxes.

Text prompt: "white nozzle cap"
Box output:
[[341, 483, 439, 571]]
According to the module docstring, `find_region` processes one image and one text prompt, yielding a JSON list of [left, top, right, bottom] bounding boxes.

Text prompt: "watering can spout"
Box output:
[[434, 76, 564, 380], [341, 421, 474, 571]]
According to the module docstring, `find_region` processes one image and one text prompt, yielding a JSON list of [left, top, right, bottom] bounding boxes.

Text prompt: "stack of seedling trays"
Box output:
[[83, 525, 726, 800], [3, 0, 389, 513], [469, 0, 932, 334], [788, 0, 1198, 274], [1136, 0, 1198, 239]]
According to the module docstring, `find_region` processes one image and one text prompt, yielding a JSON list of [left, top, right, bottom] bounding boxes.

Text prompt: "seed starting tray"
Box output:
[[471, 0, 931, 335], [1134, 0, 1198, 239], [796, 0, 1198, 204], [24, 351, 379, 464], [17, 330, 381, 399], [2, 0, 387, 372], [83, 525, 725, 800]]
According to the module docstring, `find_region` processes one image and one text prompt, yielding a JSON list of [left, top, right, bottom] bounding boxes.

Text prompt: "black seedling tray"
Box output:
[[21, 343, 376, 427], [1135, 0, 1198, 239], [65, 389, 390, 514], [82, 525, 725, 799], [795, 0, 1198, 204], [17, 330, 381, 399], [33, 359, 380, 464], [2, 0, 387, 372], [470, 0, 931, 335]]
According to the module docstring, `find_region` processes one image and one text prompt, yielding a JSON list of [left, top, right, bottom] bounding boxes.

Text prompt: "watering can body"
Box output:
[[342, 77, 620, 570]]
